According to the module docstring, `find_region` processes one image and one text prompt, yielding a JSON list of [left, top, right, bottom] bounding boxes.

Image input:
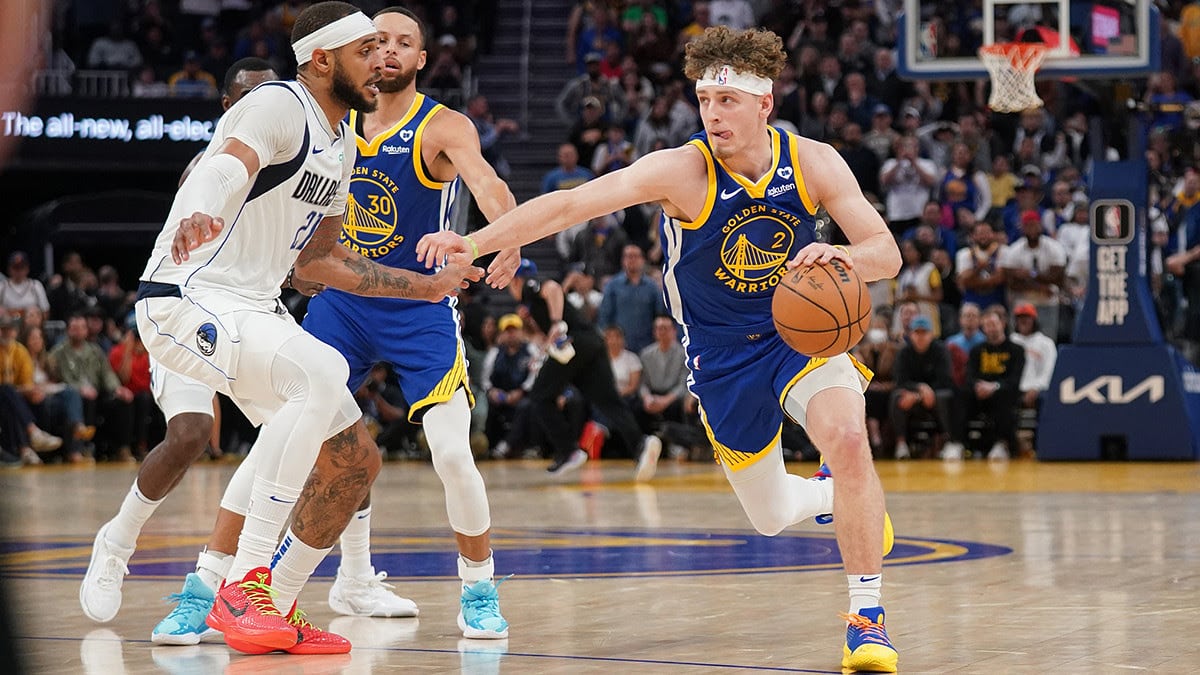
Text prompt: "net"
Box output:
[[979, 43, 1048, 113]]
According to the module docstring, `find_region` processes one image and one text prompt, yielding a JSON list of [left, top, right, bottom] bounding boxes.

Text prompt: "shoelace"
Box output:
[[463, 576, 511, 614], [286, 606, 317, 630], [840, 612, 891, 646], [238, 578, 283, 616], [96, 556, 129, 590], [163, 591, 210, 617], [364, 571, 396, 591]]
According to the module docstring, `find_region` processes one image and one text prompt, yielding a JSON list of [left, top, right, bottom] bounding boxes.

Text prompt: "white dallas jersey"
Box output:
[[142, 81, 355, 304]]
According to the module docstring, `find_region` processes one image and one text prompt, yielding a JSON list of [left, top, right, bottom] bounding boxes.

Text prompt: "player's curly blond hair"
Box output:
[[683, 26, 787, 83]]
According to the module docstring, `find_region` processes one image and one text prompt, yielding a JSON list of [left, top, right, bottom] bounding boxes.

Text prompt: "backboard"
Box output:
[[897, 0, 1159, 80]]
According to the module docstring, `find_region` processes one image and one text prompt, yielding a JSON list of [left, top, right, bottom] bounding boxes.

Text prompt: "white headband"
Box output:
[[292, 11, 377, 66], [695, 65, 773, 96]]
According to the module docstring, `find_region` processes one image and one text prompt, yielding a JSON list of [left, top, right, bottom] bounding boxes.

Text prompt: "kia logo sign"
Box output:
[[1060, 376, 1165, 405]]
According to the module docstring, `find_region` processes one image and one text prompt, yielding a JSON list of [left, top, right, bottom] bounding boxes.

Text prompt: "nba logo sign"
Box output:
[[717, 66, 729, 85]]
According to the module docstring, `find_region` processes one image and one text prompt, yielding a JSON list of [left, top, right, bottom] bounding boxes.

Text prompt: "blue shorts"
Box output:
[[303, 290, 472, 421], [684, 331, 870, 471]]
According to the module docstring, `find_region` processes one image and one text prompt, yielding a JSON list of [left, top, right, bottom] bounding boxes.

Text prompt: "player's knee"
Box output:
[[430, 443, 479, 483], [746, 511, 787, 537], [166, 412, 213, 459], [303, 347, 350, 394]]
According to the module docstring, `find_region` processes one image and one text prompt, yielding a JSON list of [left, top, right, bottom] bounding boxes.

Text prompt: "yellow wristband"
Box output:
[[462, 234, 481, 259]]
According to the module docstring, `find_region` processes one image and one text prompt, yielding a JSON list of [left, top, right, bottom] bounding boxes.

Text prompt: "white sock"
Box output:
[[195, 548, 233, 594], [227, 478, 297, 582], [105, 482, 163, 550], [847, 573, 882, 614], [458, 552, 494, 586], [271, 528, 332, 614], [338, 506, 374, 579]]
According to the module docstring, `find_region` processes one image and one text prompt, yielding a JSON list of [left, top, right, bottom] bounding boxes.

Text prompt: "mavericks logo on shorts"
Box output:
[[196, 323, 217, 356]]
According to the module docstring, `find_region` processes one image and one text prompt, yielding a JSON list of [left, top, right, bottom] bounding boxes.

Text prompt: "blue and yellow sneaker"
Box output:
[[811, 462, 895, 556], [457, 578, 509, 639], [841, 606, 898, 672], [151, 573, 220, 645]]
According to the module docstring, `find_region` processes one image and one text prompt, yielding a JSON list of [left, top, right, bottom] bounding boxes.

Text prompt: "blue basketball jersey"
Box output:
[[659, 126, 819, 341]]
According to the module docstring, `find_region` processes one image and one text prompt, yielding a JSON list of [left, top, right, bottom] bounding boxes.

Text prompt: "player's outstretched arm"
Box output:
[[432, 109, 522, 288], [415, 145, 691, 265], [795, 139, 901, 283], [295, 214, 483, 301]]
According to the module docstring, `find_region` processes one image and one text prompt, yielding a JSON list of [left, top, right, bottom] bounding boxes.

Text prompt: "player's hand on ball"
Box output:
[[172, 212, 225, 264], [787, 242, 853, 270], [415, 231, 470, 269], [487, 247, 521, 289], [428, 253, 484, 300]]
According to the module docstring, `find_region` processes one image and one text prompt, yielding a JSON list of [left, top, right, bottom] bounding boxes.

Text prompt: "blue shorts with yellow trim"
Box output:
[[685, 332, 870, 471], [303, 290, 472, 421]]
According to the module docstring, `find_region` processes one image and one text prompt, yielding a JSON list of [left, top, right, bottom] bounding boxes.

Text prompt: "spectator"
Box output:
[[1000, 210, 1067, 340], [863, 104, 898, 164], [889, 315, 957, 460], [1009, 303, 1056, 452], [574, 6, 624, 72], [1145, 72, 1193, 133], [1041, 180, 1075, 237], [425, 36, 463, 89], [842, 72, 878, 129], [465, 94, 520, 180], [569, 214, 628, 281], [232, 20, 278, 60], [853, 311, 902, 453], [895, 239, 943, 336], [138, 25, 178, 79], [1057, 195, 1092, 305], [985, 154, 1018, 221], [21, 324, 92, 463], [814, 54, 845, 102], [618, 63, 655, 129], [941, 142, 991, 223], [956, 222, 1008, 317], [1000, 177, 1045, 243], [563, 265, 604, 324], [964, 309, 1025, 461], [866, 47, 911, 114], [880, 134, 940, 234], [597, 245, 666, 353], [0, 315, 63, 464], [87, 20, 144, 70], [771, 61, 804, 129], [47, 315, 135, 462], [542, 143, 595, 194], [634, 96, 690, 157], [836, 34, 871, 79], [482, 314, 537, 457], [956, 111, 992, 171], [591, 123, 637, 175], [132, 65, 170, 97], [629, 10, 674, 66], [1011, 108, 1057, 163], [605, 324, 643, 406], [839, 123, 881, 200], [107, 314, 160, 459], [168, 51, 218, 98], [557, 52, 627, 126], [0, 251, 49, 319], [676, 1, 713, 55], [94, 265, 130, 324], [636, 315, 692, 434], [708, 0, 756, 29]]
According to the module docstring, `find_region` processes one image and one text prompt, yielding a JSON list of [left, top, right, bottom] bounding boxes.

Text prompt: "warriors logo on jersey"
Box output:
[[344, 166, 403, 258], [716, 203, 802, 294]]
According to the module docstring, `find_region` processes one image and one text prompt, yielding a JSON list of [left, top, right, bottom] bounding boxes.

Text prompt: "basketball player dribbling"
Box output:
[[418, 26, 902, 672], [84, 1, 481, 656]]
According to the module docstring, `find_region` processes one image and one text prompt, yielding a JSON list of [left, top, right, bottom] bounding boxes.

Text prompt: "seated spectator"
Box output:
[[573, 7, 623, 73], [944, 302, 985, 387], [562, 265, 604, 324], [853, 311, 902, 453], [1009, 303, 1057, 453], [357, 364, 420, 459], [964, 308, 1025, 461], [131, 65, 170, 97], [634, 96, 690, 158], [676, 1, 712, 55], [1041, 180, 1076, 237], [605, 325, 642, 408], [424, 35, 463, 89], [568, 96, 608, 169], [591, 123, 637, 176], [108, 314, 162, 459], [22, 324, 92, 463], [1001, 178, 1045, 243], [482, 314, 537, 458], [636, 316, 691, 434], [597, 245, 665, 353], [889, 316, 958, 460], [1000, 210, 1067, 340], [0, 251, 49, 320], [465, 94, 519, 180], [986, 154, 1019, 221], [956, 221, 1008, 312], [839, 123, 881, 200], [569, 213, 628, 281], [895, 239, 943, 335], [543, 143, 595, 195], [47, 315, 135, 462], [87, 21, 143, 70], [863, 104, 898, 164], [168, 51, 218, 98], [557, 52, 627, 126], [0, 316, 63, 464], [941, 142, 991, 223]]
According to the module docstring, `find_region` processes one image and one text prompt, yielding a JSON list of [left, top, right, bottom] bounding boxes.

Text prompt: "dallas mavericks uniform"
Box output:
[[136, 81, 355, 423], [303, 93, 471, 419], [659, 127, 870, 470]]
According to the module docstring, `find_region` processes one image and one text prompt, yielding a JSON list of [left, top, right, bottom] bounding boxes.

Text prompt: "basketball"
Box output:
[[772, 260, 872, 358]]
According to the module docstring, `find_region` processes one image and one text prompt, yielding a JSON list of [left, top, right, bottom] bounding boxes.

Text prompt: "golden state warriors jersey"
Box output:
[[338, 94, 459, 276], [659, 127, 819, 339]]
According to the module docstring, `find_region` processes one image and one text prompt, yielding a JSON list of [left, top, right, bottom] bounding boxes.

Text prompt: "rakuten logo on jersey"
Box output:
[[380, 145, 410, 155], [766, 182, 795, 198]]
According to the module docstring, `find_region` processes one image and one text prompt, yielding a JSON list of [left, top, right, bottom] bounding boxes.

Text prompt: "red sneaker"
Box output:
[[225, 602, 351, 655], [205, 567, 297, 653]]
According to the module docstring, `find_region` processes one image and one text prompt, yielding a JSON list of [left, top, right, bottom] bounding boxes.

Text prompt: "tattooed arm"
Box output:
[[293, 215, 482, 301]]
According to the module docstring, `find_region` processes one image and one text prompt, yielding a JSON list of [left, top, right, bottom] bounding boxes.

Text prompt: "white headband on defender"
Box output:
[[695, 65, 773, 96], [292, 11, 377, 66]]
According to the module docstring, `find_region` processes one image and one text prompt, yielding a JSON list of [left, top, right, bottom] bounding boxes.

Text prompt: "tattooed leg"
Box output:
[[291, 420, 383, 548]]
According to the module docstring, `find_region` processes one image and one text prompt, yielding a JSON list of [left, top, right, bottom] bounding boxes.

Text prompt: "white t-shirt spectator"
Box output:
[[0, 277, 50, 315], [879, 156, 940, 222], [610, 349, 642, 396], [998, 236, 1068, 306]]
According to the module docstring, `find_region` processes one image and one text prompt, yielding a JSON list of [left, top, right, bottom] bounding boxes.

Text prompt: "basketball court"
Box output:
[[4, 457, 1200, 673]]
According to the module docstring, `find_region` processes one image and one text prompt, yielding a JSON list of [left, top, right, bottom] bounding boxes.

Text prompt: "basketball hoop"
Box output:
[[979, 43, 1048, 113]]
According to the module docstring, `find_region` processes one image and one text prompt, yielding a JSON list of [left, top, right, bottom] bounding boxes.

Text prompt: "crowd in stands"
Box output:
[[11, 1, 1200, 467]]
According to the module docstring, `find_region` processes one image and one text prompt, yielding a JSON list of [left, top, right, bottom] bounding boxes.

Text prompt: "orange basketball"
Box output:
[[772, 260, 872, 358]]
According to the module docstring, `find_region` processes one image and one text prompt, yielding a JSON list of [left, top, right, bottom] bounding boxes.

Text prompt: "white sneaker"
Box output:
[[894, 440, 911, 460], [634, 435, 662, 482], [548, 449, 588, 476], [79, 523, 132, 623], [987, 443, 1010, 461], [328, 567, 420, 617], [940, 441, 965, 461], [29, 426, 62, 453]]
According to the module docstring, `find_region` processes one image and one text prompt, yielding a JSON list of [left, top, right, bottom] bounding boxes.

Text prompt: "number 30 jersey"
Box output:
[[141, 81, 354, 304]]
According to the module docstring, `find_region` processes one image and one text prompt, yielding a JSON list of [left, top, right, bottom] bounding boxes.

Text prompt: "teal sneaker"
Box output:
[[151, 573, 219, 645], [457, 578, 509, 639], [811, 462, 895, 556], [842, 606, 898, 672]]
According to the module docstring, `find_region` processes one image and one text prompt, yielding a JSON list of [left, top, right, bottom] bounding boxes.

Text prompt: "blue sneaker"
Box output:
[[811, 462, 895, 556], [151, 573, 219, 645], [457, 578, 509, 639], [841, 606, 898, 672]]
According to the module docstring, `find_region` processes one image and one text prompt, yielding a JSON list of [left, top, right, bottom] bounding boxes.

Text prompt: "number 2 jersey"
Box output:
[[141, 81, 354, 305]]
